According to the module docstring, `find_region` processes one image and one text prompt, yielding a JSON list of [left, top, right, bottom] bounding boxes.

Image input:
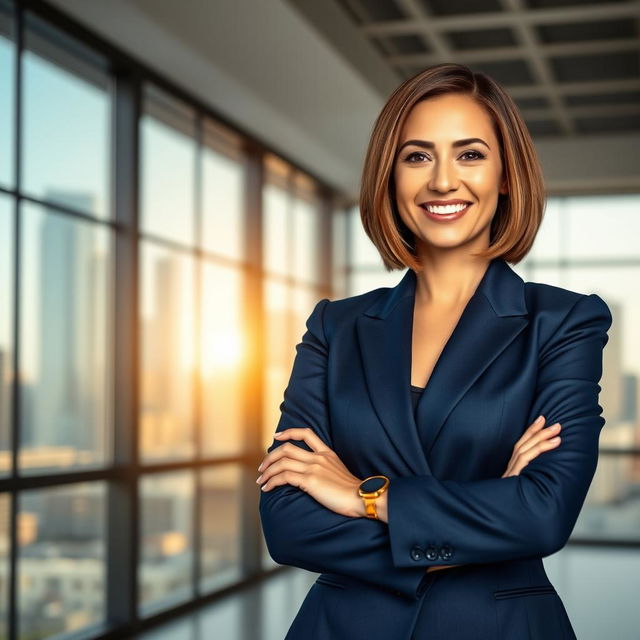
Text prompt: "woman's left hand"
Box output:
[[257, 427, 364, 519]]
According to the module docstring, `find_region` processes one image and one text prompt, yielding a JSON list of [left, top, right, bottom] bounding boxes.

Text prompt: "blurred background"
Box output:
[[0, 0, 639, 638]]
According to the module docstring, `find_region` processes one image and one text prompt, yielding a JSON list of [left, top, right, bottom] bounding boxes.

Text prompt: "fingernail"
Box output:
[[550, 437, 560, 443], [257, 463, 263, 471], [536, 415, 544, 423], [274, 433, 284, 438], [256, 475, 263, 483]]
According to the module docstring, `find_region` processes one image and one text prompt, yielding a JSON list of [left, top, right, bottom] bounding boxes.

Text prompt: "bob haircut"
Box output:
[[359, 62, 546, 272]]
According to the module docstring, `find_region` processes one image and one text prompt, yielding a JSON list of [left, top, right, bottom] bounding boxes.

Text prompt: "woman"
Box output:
[[257, 63, 612, 640]]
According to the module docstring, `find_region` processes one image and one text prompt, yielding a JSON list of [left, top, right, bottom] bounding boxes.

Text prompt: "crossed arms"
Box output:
[[258, 293, 612, 600]]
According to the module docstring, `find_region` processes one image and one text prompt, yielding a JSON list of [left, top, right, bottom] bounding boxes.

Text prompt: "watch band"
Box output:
[[362, 494, 380, 519]]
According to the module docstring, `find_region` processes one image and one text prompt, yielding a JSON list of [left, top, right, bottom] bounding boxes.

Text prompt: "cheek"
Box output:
[[394, 166, 422, 197], [466, 168, 502, 194]]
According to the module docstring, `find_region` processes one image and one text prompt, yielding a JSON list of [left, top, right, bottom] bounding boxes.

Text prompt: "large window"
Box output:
[[0, 2, 335, 639], [137, 83, 253, 614], [343, 193, 639, 544]]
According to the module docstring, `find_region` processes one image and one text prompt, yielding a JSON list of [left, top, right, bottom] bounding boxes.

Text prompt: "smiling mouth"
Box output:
[[420, 202, 471, 214], [419, 202, 472, 221]]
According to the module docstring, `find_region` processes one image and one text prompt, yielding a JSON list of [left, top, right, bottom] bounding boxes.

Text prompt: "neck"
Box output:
[[413, 252, 491, 307]]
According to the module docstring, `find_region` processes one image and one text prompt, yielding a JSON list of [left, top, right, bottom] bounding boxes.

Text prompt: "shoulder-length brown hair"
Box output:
[[360, 62, 545, 272]]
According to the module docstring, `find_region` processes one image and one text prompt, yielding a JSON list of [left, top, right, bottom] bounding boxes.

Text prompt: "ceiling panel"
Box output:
[[324, 0, 640, 137]]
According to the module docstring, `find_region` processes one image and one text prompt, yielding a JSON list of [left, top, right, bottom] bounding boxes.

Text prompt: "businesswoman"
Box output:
[[257, 63, 612, 640]]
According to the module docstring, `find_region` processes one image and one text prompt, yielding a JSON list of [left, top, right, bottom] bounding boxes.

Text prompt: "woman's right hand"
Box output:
[[501, 415, 562, 478]]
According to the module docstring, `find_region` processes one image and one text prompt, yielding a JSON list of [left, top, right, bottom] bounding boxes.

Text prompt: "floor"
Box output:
[[138, 569, 315, 640]]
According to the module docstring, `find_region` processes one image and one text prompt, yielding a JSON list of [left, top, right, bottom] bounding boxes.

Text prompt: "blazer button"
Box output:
[[425, 545, 439, 561], [439, 544, 453, 560], [410, 546, 424, 561]]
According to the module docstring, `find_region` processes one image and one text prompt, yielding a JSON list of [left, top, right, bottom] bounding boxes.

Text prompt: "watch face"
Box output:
[[360, 476, 387, 493]]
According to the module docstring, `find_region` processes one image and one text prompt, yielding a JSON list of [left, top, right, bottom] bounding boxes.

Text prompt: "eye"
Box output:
[[460, 150, 485, 161], [404, 151, 428, 163], [403, 150, 485, 163]]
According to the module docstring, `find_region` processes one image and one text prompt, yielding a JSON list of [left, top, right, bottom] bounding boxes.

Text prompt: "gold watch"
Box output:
[[358, 475, 390, 519]]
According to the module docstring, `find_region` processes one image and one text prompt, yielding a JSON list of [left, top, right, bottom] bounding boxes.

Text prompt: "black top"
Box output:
[[410, 384, 425, 414]]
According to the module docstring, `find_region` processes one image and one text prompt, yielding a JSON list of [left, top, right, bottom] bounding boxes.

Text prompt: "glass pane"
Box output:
[[264, 170, 326, 284], [139, 471, 194, 617], [140, 242, 196, 463], [18, 483, 106, 639], [528, 198, 563, 260], [140, 84, 197, 247], [332, 207, 348, 299], [200, 464, 243, 592], [202, 122, 246, 261], [262, 279, 291, 451], [263, 183, 289, 277], [349, 205, 385, 268], [291, 286, 320, 355], [22, 13, 110, 219], [201, 262, 245, 457], [0, 194, 13, 476], [19, 203, 113, 474], [572, 453, 640, 542], [0, 1, 15, 189], [348, 269, 404, 297], [262, 286, 322, 446], [261, 528, 278, 571], [565, 194, 640, 260], [0, 493, 8, 640], [292, 195, 322, 285], [509, 260, 530, 283], [522, 262, 562, 287]]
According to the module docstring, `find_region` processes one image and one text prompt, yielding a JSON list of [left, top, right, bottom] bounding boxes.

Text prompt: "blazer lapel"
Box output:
[[356, 258, 529, 475]]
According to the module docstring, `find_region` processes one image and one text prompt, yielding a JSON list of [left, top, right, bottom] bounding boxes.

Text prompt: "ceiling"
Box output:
[[290, 0, 640, 138], [47, 0, 640, 197]]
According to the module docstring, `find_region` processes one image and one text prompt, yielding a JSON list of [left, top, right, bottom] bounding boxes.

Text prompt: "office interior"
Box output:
[[0, 0, 639, 639]]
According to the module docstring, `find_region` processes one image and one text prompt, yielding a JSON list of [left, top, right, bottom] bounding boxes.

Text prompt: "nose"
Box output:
[[428, 156, 459, 193]]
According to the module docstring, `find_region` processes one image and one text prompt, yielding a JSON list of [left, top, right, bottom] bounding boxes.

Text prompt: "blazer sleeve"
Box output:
[[386, 293, 612, 569], [259, 297, 431, 600]]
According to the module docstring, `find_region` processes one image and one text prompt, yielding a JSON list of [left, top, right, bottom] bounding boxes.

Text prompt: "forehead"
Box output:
[[399, 93, 496, 141]]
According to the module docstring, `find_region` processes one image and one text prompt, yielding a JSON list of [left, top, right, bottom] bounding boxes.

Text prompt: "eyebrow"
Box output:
[[398, 137, 491, 153]]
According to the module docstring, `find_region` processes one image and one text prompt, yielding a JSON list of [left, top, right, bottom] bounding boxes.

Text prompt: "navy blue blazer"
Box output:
[[259, 257, 612, 640]]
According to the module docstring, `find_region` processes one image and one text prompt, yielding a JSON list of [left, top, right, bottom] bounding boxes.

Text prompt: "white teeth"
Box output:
[[425, 203, 469, 214]]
